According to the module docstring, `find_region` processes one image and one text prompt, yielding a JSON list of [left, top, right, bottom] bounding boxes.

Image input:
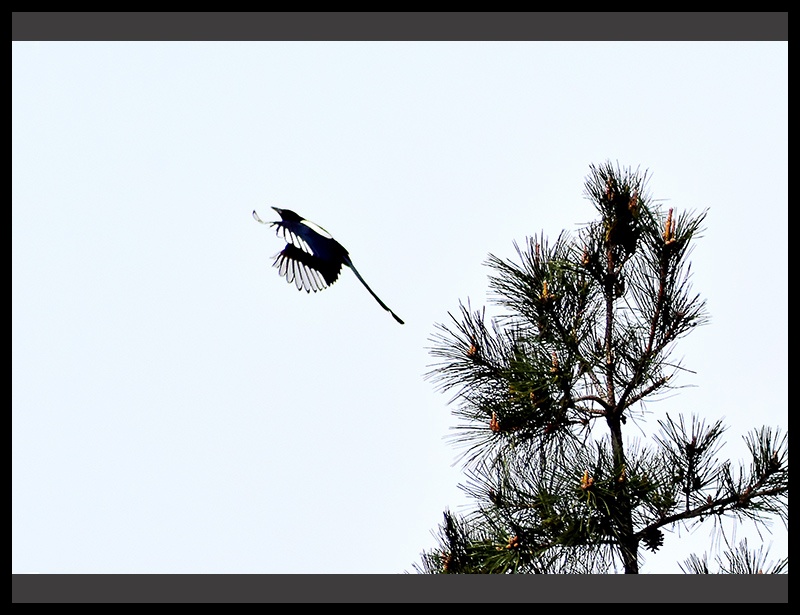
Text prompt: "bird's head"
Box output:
[[272, 207, 304, 223]]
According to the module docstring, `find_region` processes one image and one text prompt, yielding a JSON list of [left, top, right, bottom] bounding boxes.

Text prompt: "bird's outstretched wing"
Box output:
[[271, 221, 315, 256], [254, 209, 341, 292], [273, 243, 343, 292]]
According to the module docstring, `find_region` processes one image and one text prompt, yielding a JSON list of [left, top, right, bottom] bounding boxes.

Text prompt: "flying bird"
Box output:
[[253, 207, 405, 325]]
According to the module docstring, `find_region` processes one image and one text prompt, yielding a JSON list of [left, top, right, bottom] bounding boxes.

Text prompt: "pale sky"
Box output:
[[12, 39, 787, 574]]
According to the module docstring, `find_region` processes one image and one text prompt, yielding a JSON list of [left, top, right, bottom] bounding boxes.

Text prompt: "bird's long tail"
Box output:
[[343, 256, 404, 325]]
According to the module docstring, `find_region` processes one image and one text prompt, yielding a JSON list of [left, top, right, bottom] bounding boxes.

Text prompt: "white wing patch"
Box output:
[[299, 218, 333, 240], [273, 224, 314, 255], [273, 251, 328, 292]]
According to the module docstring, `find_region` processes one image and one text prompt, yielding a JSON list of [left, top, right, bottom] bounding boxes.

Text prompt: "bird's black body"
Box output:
[[254, 207, 404, 325]]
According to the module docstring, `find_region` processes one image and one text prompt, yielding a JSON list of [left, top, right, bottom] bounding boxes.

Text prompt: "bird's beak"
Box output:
[[271, 206, 282, 214]]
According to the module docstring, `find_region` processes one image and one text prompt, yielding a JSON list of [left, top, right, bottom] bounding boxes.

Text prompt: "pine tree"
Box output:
[[416, 162, 788, 574]]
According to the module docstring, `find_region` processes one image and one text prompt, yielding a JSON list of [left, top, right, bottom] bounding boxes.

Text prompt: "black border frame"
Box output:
[[12, 11, 788, 604], [11, 12, 789, 42], [11, 573, 791, 603]]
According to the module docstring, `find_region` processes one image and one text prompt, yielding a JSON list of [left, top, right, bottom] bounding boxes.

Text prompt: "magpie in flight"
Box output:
[[254, 207, 405, 325]]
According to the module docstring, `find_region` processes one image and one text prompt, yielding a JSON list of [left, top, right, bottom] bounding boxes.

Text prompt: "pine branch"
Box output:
[[417, 162, 785, 575]]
